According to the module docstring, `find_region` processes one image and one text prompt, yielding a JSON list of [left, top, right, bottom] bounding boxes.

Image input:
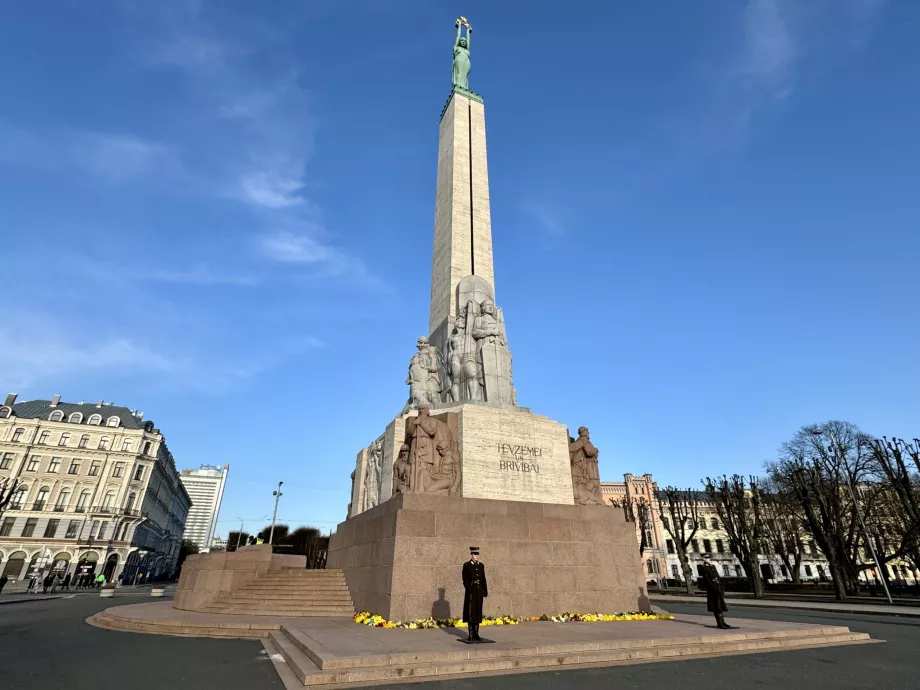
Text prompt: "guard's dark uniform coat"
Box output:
[[462, 559, 488, 625], [700, 562, 727, 613]]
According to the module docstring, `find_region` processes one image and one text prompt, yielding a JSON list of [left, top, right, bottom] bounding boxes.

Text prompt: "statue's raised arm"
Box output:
[[452, 16, 472, 91]]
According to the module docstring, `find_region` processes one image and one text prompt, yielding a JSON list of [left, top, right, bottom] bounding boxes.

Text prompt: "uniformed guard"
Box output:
[[462, 546, 488, 642], [700, 553, 736, 629]]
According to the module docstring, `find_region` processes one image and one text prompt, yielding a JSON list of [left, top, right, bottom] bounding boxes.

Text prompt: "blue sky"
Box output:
[[2, 1, 918, 538]]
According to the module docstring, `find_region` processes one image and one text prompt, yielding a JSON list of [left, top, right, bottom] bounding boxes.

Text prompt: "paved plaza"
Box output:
[[0, 595, 917, 689]]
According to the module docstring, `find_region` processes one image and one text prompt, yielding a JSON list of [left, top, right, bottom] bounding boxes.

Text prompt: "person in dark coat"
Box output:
[[62, 573, 71, 590], [0, 574, 8, 594], [700, 554, 735, 629], [462, 546, 488, 642]]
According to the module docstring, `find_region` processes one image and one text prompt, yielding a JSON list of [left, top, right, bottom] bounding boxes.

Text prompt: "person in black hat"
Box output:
[[462, 546, 488, 642], [700, 553, 735, 629]]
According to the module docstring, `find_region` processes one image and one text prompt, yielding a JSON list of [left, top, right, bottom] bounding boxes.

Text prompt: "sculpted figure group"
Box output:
[[405, 299, 516, 411], [395, 404, 462, 496]]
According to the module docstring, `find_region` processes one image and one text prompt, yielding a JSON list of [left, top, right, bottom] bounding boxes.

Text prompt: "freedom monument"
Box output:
[[327, 17, 648, 621]]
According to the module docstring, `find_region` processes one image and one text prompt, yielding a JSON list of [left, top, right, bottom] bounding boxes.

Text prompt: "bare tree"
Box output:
[[704, 474, 765, 598], [654, 487, 702, 595], [609, 496, 652, 556], [759, 479, 805, 585], [867, 438, 920, 574], [769, 421, 878, 600]]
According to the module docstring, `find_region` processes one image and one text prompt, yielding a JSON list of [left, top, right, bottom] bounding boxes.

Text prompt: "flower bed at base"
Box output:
[[353, 611, 674, 629]]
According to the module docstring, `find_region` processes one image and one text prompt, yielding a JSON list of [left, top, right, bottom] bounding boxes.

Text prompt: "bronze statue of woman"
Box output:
[[452, 17, 472, 90]]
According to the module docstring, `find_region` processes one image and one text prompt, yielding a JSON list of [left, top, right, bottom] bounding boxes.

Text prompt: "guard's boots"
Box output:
[[716, 613, 735, 630], [472, 625, 482, 642], [468, 625, 474, 642]]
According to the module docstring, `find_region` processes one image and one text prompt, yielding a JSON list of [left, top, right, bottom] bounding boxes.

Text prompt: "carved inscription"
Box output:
[[497, 442, 544, 474]]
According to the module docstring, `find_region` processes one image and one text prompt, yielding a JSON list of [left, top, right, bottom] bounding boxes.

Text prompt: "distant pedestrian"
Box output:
[[27, 575, 38, 594], [0, 574, 8, 593], [96, 573, 106, 588], [62, 573, 71, 590], [700, 554, 736, 629], [42, 575, 53, 594]]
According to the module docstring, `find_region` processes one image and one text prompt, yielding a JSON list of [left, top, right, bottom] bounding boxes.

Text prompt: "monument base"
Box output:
[[327, 492, 649, 622]]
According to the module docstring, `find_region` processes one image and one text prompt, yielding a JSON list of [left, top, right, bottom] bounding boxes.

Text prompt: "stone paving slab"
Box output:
[[651, 594, 920, 617]]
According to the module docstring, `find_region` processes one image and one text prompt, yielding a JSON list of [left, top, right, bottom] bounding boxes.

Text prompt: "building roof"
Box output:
[[7, 399, 155, 431]]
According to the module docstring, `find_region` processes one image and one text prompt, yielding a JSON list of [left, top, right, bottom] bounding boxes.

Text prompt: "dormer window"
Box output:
[[0, 406, 10, 419], [68, 412, 83, 423], [88, 414, 102, 425], [49, 410, 64, 422], [106, 416, 120, 428]]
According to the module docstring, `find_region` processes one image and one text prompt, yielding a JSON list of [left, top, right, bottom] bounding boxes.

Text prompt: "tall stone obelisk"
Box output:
[[428, 88, 494, 355]]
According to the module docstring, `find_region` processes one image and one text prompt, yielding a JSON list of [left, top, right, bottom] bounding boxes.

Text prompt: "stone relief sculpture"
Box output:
[[569, 426, 603, 505], [362, 439, 383, 511], [470, 299, 516, 405], [447, 310, 483, 403], [393, 443, 412, 495], [452, 16, 472, 90], [405, 337, 444, 411], [405, 404, 461, 496]]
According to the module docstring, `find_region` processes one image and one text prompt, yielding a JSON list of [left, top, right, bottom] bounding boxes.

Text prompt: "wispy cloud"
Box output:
[[239, 171, 305, 208], [258, 230, 331, 263], [521, 201, 567, 240]]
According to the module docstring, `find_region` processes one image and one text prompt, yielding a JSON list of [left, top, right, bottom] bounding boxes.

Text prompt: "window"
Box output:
[[112, 462, 125, 478], [10, 487, 26, 509], [711, 519, 720, 530], [106, 416, 120, 427], [671, 564, 680, 579], [647, 560, 655, 574], [58, 432, 70, 446], [0, 406, 10, 418], [78, 434, 90, 448], [21, 518, 38, 537], [68, 460, 81, 475], [76, 490, 91, 512], [102, 491, 116, 508], [55, 488, 71, 510], [38, 430, 50, 444], [88, 414, 102, 425], [716, 539, 725, 554], [68, 412, 83, 423], [703, 539, 712, 554], [98, 521, 108, 539], [117, 522, 130, 540], [90, 520, 100, 538], [805, 565, 813, 577], [12, 428, 25, 442], [662, 516, 670, 530], [125, 492, 136, 511], [98, 436, 111, 450], [49, 410, 64, 422], [780, 564, 788, 578], [133, 466, 144, 481], [696, 564, 705, 577], [48, 457, 61, 473], [122, 439, 132, 452], [0, 518, 14, 536], [0, 452, 13, 469], [88, 461, 100, 477], [723, 565, 732, 577], [666, 539, 675, 554], [65, 520, 79, 538], [35, 487, 50, 510], [43, 519, 60, 538], [143, 441, 152, 455], [26, 457, 40, 471], [691, 539, 700, 553], [735, 565, 742, 577]]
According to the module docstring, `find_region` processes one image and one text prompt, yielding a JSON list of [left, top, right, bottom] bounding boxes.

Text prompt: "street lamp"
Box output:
[[811, 428, 893, 605], [269, 482, 283, 544]]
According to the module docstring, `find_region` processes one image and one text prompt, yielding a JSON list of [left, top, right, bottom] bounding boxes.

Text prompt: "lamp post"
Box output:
[[811, 428, 893, 605], [235, 517, 245, 550], [269, 482, 283, 544]]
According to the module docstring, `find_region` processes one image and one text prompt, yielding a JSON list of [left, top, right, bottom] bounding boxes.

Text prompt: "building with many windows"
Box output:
[[179, 464, 229, 552], [601, 474, 919, 588], [0, 394, 191, 584]]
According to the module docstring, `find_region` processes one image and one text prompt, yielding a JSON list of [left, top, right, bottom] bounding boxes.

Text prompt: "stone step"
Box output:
[[206, 602, 354, 612], [261, 572, 344, 578], [270, 627, 873, 686], [237, 584, 350, 591], [227, 596, 354, 605], [201, 607, 354, 617]]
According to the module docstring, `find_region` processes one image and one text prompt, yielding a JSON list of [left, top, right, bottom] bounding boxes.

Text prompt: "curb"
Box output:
[[0, 596, 63, 606], [650, 596, 920, 619]]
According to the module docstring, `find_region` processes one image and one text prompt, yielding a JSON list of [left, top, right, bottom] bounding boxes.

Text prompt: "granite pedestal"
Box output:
[[327, 492, 649, 622]]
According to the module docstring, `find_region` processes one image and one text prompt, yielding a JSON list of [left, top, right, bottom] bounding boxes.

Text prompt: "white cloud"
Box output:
[[738, 0, 797, 100], [239, 171, 305, 208], [149, 264, 259, 286], [74, 133, 174, 180], [259, 231, 330, 263]]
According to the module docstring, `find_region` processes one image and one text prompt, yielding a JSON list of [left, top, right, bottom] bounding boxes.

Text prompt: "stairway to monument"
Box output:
[[200, 569, 355, 617]]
